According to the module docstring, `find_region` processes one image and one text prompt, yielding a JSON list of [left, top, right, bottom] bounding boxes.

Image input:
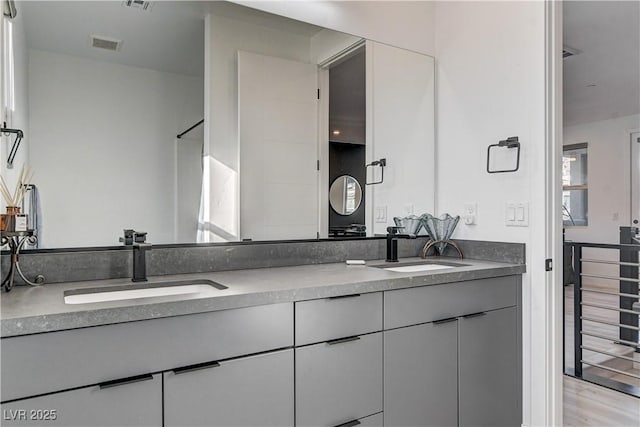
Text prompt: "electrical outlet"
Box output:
[[463, 203, 477, 225]]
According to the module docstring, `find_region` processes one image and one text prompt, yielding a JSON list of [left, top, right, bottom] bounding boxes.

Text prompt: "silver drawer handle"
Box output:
[[173, 361, 221, 375], [433, 317, 457, 325], [99, 374, 153, 390], [328, 293, 361, 300], [463, 311, 487, 319], [327, 335, 361, 345], [334, 420, 361, 427]]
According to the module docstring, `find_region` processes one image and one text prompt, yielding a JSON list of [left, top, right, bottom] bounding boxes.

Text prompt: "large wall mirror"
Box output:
[[1, 0, 435, 249]]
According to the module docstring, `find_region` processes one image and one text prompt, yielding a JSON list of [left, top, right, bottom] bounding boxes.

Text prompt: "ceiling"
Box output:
[[563, 1, 640, 126], [206, 1, 324, 37], [20, 1, 207, 77]]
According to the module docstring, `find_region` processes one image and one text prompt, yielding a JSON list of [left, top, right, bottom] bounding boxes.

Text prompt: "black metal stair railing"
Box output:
[[564, 238, 640, 397]]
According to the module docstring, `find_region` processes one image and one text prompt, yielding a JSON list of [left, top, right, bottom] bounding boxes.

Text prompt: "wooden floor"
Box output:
[[564, 376, 640, 426]]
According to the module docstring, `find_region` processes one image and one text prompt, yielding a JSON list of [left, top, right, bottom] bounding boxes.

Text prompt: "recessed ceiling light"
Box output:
[[332, 130, 341, 136], [586, 83, 597, 88]]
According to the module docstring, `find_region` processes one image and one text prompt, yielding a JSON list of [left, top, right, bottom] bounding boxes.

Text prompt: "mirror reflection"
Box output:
[[1, 1, 435, 249], [329, 175, 362, 216]]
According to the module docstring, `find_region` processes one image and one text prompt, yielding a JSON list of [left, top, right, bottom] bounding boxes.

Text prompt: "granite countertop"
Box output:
[[0, 257, 525, 338]]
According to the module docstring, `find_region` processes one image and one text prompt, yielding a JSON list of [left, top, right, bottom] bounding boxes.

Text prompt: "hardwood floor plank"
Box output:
[[564, 376, 639, 426]]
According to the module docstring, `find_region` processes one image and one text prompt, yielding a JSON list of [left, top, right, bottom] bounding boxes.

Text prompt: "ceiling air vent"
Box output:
[[122, 0, 153, 11], [90, 35, 122, 52], [563, 45, 580, 59]]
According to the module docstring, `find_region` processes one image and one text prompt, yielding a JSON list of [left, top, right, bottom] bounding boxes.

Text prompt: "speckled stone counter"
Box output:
[[0, 257, 525, 338]]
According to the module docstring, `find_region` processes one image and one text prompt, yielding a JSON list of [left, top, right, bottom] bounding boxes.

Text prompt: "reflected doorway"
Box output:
[[327, 47, 366, 237]]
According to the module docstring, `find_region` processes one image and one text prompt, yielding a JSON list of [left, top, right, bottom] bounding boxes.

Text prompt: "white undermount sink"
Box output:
[[375, 260, 469, 273], [63, 279, 227, 305], [383, 264, 457, 273]]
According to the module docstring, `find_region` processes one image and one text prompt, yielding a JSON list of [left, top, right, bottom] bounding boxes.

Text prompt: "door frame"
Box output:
[[545, 0, 564, 425], [629, 131, 640, 226]]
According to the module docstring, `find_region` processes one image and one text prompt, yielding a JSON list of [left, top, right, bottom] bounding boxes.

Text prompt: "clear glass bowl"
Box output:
[[421, 213, 460, 254], [393, 215, 424, 235]]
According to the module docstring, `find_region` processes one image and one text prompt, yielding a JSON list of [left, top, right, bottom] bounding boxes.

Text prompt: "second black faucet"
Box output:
[[386, 226, 417, 262]]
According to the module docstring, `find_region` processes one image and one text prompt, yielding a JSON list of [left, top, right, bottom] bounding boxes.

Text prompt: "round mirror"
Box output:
[[329, 175, 363, 215]]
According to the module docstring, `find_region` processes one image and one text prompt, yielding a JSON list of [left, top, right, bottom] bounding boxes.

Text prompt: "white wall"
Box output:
[[434, 2, 547, 426], [176, 137, 203, 244], [0, 12, 29, 205], [563, 115, 640, 291], [233, 1, 436, 56], [564, 114, 640, 243], [28, 49, 203, 247]]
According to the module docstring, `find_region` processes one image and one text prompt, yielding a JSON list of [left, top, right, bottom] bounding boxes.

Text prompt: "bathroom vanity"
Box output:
[[0, 257, 524, 427]]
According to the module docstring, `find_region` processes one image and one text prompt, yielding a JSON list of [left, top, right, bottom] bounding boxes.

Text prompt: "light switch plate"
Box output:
[[375, 206, 387, 223], [506, 202, 529, 227]]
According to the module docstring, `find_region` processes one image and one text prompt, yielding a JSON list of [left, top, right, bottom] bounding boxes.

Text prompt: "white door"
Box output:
[[631, 132, 640, 226], [367, 41, 435, 235], [238, 51, 318, 241]]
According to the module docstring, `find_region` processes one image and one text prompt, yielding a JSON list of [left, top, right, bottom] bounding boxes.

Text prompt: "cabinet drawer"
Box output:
[[296, 332, 382, 427], [384, 276, 518, 329], [164, 349, 294, 427], [0, 374, 161, 426], [295, 292, 382, 345], [1, 303, 292, 401]]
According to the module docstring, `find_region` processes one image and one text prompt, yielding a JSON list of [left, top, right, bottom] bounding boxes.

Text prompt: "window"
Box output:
[[562, 143, 588, 226]]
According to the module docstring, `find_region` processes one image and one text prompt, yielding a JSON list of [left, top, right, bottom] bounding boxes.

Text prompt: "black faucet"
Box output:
[[131, 232, 151, 282], [386, 226, 417, 262], [132, 243, 152, 282]]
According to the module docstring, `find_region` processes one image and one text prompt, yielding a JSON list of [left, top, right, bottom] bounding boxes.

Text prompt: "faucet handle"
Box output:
[[387, 226, 405, 235], [134, 231, 147, 243]]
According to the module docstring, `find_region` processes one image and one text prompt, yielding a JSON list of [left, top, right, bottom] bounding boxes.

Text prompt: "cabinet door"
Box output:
[[384, 320, 458, 427], [459, 307, 521, 427], [296, 332, 382, 427], [0, 374, 161, 427], [164, 349, 294, 427]]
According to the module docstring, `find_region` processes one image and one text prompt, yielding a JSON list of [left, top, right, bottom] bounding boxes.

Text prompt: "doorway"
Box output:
[[561, 0, 640, 410], [326, 47, 366, 237]]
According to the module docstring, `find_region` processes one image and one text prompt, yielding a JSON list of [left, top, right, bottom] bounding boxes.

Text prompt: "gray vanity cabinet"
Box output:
[[163, 348, 294, 427], [0, 374, 162, 427], [458, 307, 520, 427], [295, 332, 383, 427], [384, 320, 458, 427], [383, 276, 521, 427]]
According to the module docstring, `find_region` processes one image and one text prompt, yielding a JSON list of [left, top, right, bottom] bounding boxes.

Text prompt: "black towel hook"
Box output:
[[1, 122, 25, 168], [487, 136, 521, 174]]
